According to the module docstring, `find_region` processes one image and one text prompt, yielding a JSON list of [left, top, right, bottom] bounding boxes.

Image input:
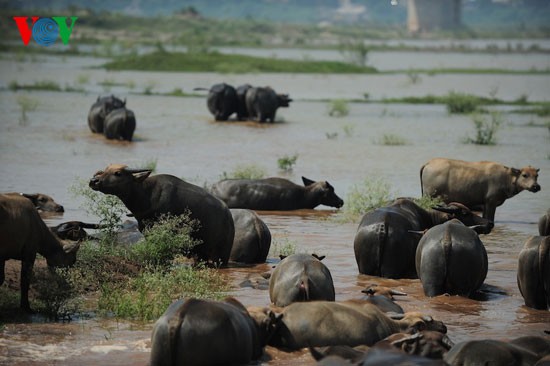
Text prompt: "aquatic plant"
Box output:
[[277, 154, 298, 172], [328, 99, 350, 117], [446, 91, 481, 114], [220, 163, 267, 180], [340, 177, 393, 222], [465, 111, 502, 145], [269, 238, 298, 258], [16, 95, 39, 125], [376, 133, 407, 146]]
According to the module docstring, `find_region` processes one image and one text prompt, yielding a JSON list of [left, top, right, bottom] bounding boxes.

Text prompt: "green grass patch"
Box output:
[[339, 177, 394, 222], [277, 154, 298, 172], [327, 99, 350, 117], [375, 133, 407, 146], [412, 195, 445, 210], [220, 163, 267, 180], [10, 80, 62, 92], [103, 51, 378, 74], [268, 238, 298, 258], [465, 111, 503, 145]]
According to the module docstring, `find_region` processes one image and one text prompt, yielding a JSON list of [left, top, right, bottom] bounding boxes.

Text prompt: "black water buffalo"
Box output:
[[517, 235, 550, 310], [0, 194, 80, 311], [202, 83, 238, 121], [356, 347, 448, 366], [266, 300, 446, 350], [229, 209, 271, 263], [509, 336, 550, 360], [50, 221, 101, 241], [150, 297, 268, 366], [211, 176, 344, 210], [444, 339, 540, 366], [377, 330, 454, 359], [361, 285, 406, 314], [89, 164, 234, 265], [103, 107, 136, 141], [269, 253, 335, 306], [6, 192, 64, 213], [354, 198, 492, 279], [539, 209, 550, 236], [87, 95, 126, 133], [236, 83, 252, 120], [415, 219, 488, 297], [420, 158, 541, 222], [245, 86, 292, 123]]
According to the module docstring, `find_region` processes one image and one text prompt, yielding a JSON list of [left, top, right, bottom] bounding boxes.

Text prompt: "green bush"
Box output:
[[341, 177, 393, 222], [412, 195, 445, 210], [466, 111, 502, 145], [376, 133, 407, 146], [268, 238, 298, 258], [220, 164, 267, 180], [277, 154, 298, 172], [446, 91, 481, 114], [16, 95, 39, 125], [32, 267, 84, 320], [328, 99, 350, 117]]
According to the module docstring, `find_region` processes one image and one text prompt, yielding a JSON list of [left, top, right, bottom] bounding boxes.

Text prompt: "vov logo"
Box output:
[[13, 16, 78, 46]]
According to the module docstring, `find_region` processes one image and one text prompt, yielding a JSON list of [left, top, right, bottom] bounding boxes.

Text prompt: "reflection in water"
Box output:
[[0, 53, 549, 365]]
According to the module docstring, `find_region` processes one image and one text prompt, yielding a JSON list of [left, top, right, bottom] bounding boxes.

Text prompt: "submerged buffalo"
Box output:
[[415, 219, 488, 297], [6, 192, 64, 213], [269, 253, 335, 307], [89, 164, 234, 265], [87, 95, 126, 133], [517, 235, 550, 310], [236, 83, 252, 120], [211, 176, 344, 210], [229, 208, 271, 264], [420, 158, 541, 222], [245, 86, 292, 123], [103, 107, 136, 141], [354, 198, 492, 279], [196, 83, 238, 121], [444, 339, 540, 366]]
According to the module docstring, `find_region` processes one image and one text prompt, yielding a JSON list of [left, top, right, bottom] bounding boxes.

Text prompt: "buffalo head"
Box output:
[[512, 166, 541, 193], [433, 202, 493, 234], [89, 164, 152, 196], [21, 192, 64, 213], [302, 176, 344, 209]]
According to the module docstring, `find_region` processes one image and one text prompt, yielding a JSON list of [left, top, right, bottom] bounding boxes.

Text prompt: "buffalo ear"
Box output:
[[302, 176, 315, 186], [511, 168, 521, 176], [130, 170, 152, 182], [536, 168, 540, 173], [311, 254, 325, 261], [21, 193, 38, 204]]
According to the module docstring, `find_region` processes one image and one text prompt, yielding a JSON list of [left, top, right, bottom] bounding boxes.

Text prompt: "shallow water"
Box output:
[[0, 51, 549, 365]]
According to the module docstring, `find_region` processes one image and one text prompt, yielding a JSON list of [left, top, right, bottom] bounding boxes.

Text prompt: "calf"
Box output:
[[0, 194, 80, 311], [5, 192, 64, 213], [420, 158, 540, 222], [211, 176, 344, 210], [269, 253, 335, 307], [517, 235, 550, 310]]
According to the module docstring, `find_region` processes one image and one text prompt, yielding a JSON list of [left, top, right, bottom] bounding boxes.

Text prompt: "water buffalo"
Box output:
[[236, 83, 252, 120], [517, 235, 549, 310], [509, 336, 550, 360], [245, 86, 292, 123], [87, 95, 126, 133], [420, 158, 541, 222], [415, 219, 488, 297], [196, 83, 238, 121], [150, 297, 268, 366], [377, 330, 454, 359], [211, 176, 344, 210], [50, 221, 101, 241], [103, 107, 136, 141], [269, 253, 335, 306], [89, 164, 234, 265], [229, 209, 271, 263], [539, 209, 550, 236], [444, 339, 540, 366], [6, 192, 64, 213], [0, 194, 80, 311], [361, 285, 406, 313], [354, 198, 492, 279], [355, 347, 447, 366], [266, 300, 446, 350]]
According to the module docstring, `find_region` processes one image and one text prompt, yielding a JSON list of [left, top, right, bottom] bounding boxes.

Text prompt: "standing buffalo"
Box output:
[[236, 83, 252, 121], [89, 164, 234, 265], [6, 192, 64, 213], [354, 198, 492, 279], [245, 86, 292, 123], [0, 194, 80, 311], [103, 107, 136, 141], [87, 95, 126, 133], [150, 297, 268, 366], [420, 158, 541, 222], [517, 235, 549, 310], [197, 83, 238, 121], [539, 209, 550, 236], [229, 209, 271, 263], [415, 219, 488, 297], [269, 253, 335, 306], [211, 176, 344, 210]]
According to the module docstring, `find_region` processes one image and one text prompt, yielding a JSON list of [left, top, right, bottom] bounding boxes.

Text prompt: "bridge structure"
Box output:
[[407, 0, 462, 33]]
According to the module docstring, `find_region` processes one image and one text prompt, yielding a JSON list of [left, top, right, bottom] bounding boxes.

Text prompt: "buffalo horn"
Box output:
[[389, 289, 407, 297], [387, 312, 405, 320], [441, 335, 455, 349], [432, 205, 456, 214]]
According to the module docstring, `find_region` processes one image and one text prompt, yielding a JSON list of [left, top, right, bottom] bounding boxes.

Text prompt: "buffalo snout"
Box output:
[[55, 204, 65, 213], [529, 183, 541, 193], [89, 177, 101, 190]]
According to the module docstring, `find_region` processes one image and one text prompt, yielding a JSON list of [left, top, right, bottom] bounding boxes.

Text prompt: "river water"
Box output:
[[0, 50, 549, 365]]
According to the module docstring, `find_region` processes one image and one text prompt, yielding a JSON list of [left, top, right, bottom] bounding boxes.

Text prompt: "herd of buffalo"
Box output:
[[2, 91, 549, 365]]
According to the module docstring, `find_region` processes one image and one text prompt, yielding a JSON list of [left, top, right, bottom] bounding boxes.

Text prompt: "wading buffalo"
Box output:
[[269, 253, 335, 306], [245, 86, 292, 123], [0, 194, 80, 311], [266, 300, 446, 349], [6, 192, 64, 213], [49, 221, 101, 241], [444, 339, 540, 366], [87, 95, 126, 133], [517, 235, 549, 310], [415, 219, 488, 297], [150, 297, 269, 366], [539, 209, 550, 236], [229, 209, 271, 263], [354, 198, 492, 279], [236, 83, 252, 120], [420, 158, 541, 222], [197, 83, 238, 121], [103, 107, 136, 141], [361, 285, 407, 313], [377, 330, 454, 360], [211, 176, 344, 210], [89, 164, 234, 265]]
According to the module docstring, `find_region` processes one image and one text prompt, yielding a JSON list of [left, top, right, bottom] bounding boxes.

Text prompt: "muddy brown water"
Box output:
[[0, 52, 549, 365]]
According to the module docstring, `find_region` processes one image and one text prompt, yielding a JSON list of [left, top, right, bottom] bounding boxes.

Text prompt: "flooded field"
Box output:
[[0, 51, 549, 365]]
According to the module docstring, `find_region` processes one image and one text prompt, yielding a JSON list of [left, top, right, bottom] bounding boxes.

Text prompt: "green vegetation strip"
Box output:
[[103, 51, 377, 73]]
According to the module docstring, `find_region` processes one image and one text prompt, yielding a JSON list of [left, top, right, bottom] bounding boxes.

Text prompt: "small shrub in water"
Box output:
[[277, 154, 298, 172], [376, 133, 407, 146], [412, 195, 445, 210], [446, 92, 480, 114], [221, 164, 267, 180], [269, 238, 298, 258], [16, 95, 39, 125], [328, 99, 350, 117], [341, 177, 393, 222], [466, 111, 502, 145]]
